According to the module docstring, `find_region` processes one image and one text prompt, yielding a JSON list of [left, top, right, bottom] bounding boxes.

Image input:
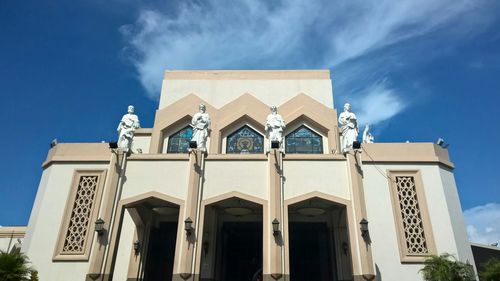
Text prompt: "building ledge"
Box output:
[[206, 154, 268, 161], [360, 143, 454, 169], [0, 226, 27, 238], [164, 69, 330, 80], [42, 143, 111, 169], [135, 128, 152, 136], [284, 154, 345, 161], [471, 242, 500, 251], [128, 153, 189, 161]]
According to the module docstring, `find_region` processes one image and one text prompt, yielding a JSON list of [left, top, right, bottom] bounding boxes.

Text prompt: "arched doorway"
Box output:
[[124, 195, 181, 281], [200, 197, 263, 281], [287, 197, 352, 281]]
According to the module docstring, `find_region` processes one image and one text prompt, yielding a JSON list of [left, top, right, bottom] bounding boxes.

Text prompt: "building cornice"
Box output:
[[360, 143, 454, 169], [42, 143, 111, 169], [0, 226, 27, 238], [164, 69, 330, 80]]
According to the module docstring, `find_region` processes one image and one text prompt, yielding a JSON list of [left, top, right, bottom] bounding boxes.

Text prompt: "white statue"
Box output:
[[10, 238, 22, 254], [362, 124, 374, 143], [191, 104, 211, 152], [117, 105, 140, 151], [265, 106, 286, 149], [338, 103, 358, 153]]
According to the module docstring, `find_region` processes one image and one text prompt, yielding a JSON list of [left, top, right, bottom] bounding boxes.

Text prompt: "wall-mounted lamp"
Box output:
[[108, 142, 118, 149], [133, 240, 140, 254], [95, 218, 105, 235], [272, 218, 280, 236], [360, 218, 369, 238], [352, 141, 362, 150], [185, 217, 193, 236]]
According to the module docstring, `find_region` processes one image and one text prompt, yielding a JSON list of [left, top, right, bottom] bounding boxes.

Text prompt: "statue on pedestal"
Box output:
[[265, 106, 286, 150], [362, 124, 374, 143], [117, 105, 140, 151], [338, 103, 358, 153], [191, 104, 211, 152]]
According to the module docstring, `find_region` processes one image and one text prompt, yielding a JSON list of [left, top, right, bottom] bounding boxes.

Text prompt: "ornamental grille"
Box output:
[[62, 176, 99, 253], [395, 176, 429, 254]]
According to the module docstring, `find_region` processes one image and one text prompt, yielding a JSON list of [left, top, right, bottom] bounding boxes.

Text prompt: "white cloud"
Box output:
[[120, 0, 494, 124], [355, 79, 406, 125], [464, 203, 500, 245]]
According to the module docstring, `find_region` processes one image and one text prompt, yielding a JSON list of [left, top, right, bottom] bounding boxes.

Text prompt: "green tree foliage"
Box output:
[[420, 253, 476, 281], [0, 251, 31, 281], [480, 258, 500, 281], [30, 270, 39, 281]]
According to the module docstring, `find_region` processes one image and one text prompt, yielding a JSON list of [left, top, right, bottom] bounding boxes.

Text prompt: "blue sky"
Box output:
[[1, 0, 499, 244]]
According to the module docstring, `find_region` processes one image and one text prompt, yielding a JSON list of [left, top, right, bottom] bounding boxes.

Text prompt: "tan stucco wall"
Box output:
[[361, 143, 454, 169], [0, 238, 13, 252], [283, 160, 351, 201], [43, 143, 110, 168], [203, 160, 269, 201], [438, 168, 475, 264], [363, 163, 475, 281], [121, 160, 190, 201], [23, 163, 109, 281], [159, 70, 334, 109], [133, 135, 151, 153]]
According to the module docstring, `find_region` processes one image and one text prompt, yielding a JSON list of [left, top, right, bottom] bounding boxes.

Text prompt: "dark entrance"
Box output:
[[216, 222, 262, 281], [144, 222, 178, 281], [289, 222, 334, 281]]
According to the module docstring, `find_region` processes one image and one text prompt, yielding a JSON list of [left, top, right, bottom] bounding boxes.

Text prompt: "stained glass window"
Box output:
[[226, 125, 264, 154], [285, 126, 323, 154], [167, 126, 193, 153]]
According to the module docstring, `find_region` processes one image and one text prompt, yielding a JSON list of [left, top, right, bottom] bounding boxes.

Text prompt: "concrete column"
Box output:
[[174, 150, 205, 281], [87, 151, 126, 281], [265, 149, 285, 281], [346, 152, 376, 281]]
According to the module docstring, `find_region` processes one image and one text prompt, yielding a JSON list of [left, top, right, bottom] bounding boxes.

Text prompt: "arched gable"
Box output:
[[150, 94, 217, 153], [149, 92, 340, 154], [279, 93, 339, 153], [211, 93, 269, 153]]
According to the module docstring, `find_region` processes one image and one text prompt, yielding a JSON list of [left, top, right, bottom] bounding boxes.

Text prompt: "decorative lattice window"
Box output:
[[226, 125, 264, 154], [54, 170, 106, 261], [167, 126, 193, 153], [285, 126, 323, 154], [62, 176, 99, 253], [396, 176, 428, 254], [388, 171, 435, 262]]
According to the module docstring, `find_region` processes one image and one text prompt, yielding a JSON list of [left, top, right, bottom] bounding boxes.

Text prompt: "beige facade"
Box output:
[[19, 70, 475, 281]]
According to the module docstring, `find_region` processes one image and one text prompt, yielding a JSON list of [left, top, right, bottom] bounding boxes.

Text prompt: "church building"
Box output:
[[14, 70, 475, 281]]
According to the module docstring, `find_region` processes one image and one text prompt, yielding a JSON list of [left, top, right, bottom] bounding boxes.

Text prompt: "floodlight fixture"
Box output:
[[189, 141, 197, 149], [271, 140, 280, 149]]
